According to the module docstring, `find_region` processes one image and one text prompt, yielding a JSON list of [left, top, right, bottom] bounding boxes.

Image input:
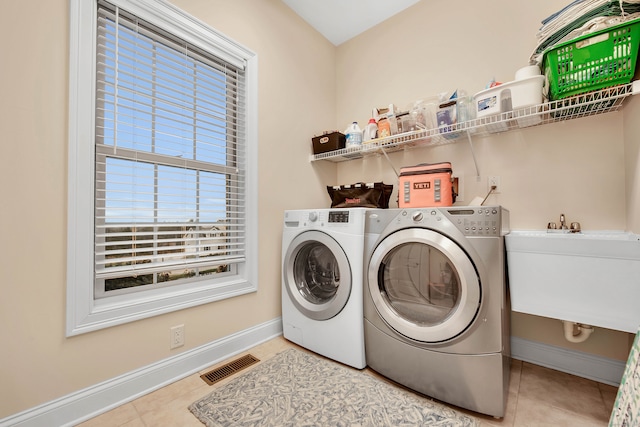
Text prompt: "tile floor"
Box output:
[[78, 336, 618, 427]]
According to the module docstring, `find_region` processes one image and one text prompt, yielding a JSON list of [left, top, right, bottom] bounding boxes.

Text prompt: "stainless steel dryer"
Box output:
[[363, 207, 510, 418]]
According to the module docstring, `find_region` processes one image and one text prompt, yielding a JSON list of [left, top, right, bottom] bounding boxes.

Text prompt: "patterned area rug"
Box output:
[[189, 348, 479, 427]]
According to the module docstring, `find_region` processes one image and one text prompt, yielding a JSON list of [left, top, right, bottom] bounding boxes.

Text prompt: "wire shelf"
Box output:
[[310, 82, 638, 163]]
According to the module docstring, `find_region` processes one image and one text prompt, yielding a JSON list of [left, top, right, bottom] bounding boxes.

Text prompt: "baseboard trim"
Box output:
[[511, 336, 626, 386], [2, 328, 624, 427], [0, 317, 283, 427]]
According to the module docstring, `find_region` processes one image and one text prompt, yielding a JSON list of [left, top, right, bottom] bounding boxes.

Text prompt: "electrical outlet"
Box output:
[[487, 175, 501, 194], [452, 174, 464, 202], [170, 324, 185, 349]]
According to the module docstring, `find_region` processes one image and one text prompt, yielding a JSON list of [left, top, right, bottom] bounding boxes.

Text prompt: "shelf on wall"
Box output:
[[310, 82, 640, 163]]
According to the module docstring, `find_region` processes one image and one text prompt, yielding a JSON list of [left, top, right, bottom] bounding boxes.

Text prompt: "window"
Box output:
[[67, 0, 258, 336]]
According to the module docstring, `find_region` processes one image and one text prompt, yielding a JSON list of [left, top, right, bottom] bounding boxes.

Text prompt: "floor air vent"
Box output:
[[200, 354, 260, 385]]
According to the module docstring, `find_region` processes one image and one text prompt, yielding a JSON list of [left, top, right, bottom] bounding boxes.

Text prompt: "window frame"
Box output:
[[67, 0, 258, 337]]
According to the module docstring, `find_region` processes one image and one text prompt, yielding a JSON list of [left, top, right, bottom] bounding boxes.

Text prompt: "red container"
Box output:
[[398, 162, 454, 208]]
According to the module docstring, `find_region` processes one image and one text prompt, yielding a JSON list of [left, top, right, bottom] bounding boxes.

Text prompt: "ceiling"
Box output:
[[281, 0, 421, 46]]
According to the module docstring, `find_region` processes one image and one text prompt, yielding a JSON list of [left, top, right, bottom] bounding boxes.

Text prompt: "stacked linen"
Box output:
[[531, 0, 640, 64]]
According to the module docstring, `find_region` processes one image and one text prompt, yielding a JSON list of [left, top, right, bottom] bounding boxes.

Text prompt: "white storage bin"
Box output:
[[473, 76, 546, 128], [474, 86, 512, 119]]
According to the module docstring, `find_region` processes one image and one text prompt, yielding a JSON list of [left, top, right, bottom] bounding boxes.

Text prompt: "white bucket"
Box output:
[[515, 65, 541, 81], [510, 75, 546, 109]]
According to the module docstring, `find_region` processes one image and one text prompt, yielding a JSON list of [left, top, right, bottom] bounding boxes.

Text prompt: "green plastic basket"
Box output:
[[543, 18, 640, 100]]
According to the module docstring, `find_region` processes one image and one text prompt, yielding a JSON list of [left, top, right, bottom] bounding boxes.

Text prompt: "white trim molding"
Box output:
[[2, 330, 626, 427], [0, 318, 282, 427], [66, 0, 259, 336]]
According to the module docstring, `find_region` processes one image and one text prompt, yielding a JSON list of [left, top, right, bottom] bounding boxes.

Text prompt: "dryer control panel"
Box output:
[[443, 207, 508, 236]]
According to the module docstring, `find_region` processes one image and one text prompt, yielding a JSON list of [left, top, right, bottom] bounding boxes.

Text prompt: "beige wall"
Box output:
[[0, 0, 335, 418], [333, 0, 634, 361], [624, 94, 640, 233]]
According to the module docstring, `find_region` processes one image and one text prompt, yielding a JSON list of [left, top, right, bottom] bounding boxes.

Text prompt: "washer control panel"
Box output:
[[297, 209, 358, 228], [328, 210, 350, 223]]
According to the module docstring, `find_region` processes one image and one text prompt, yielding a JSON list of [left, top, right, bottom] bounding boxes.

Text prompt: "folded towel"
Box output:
[[555, 12, 640, 45], [531, 1, 640, 63]]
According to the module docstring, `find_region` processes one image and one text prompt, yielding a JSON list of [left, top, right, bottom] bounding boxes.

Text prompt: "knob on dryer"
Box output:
[[412, 211, 424, 222], [308, 211, 318, 222]]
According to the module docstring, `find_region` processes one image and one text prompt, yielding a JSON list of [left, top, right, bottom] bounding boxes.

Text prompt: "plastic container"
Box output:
[[542, 17, 640, 100], [386, 112, 399, 135], [456, 96, 476, 123], [473, 86, 513, 118], [400, 115, 416, 133], [474, 76, 547, 129], [511, 75, 546, 109], [345, 122, 363, 148], [363, 118, 378, 142], [436, 100, 457, 137], [515, 65, 541, 80], [410, 99, 438, 130]]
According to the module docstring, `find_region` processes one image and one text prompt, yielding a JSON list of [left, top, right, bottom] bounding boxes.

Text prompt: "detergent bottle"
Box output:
[[363, 118, 378, 142], [345, 122, 363, 148]]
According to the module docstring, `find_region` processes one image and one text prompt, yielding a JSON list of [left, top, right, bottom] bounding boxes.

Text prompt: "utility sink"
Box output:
[[505, 230, 640, 333]]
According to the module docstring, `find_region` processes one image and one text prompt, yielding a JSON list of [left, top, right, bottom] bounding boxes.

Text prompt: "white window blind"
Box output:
[[94, 0, 247, 296]]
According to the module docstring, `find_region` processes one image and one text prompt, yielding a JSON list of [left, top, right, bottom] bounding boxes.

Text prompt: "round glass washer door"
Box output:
[[283, 230, 351, 321], [368, 228, 480, 343]]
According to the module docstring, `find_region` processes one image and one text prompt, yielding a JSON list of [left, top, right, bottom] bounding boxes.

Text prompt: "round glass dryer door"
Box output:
[[283, 230, 351, 321], [368, 228, 480, 342]]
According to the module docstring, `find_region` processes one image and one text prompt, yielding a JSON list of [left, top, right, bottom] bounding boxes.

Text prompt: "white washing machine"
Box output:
[[364, 206, 510, 417], [282, 208, 367, 369]]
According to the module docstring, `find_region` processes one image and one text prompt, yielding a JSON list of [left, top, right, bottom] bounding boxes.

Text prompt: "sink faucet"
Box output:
[[548, 214, 581, 232], [560, 213, 568, 230], [558, 213, 582, 232]]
